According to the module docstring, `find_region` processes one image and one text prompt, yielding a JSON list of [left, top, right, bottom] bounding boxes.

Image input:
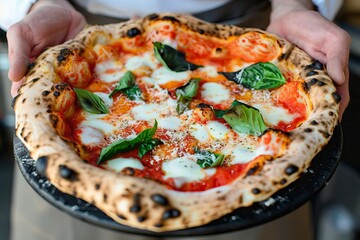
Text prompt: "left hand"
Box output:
[[267, 7, 351, 120]]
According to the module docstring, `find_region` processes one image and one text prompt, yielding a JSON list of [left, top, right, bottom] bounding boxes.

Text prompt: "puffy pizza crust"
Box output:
[[14, 14, 339, 231]]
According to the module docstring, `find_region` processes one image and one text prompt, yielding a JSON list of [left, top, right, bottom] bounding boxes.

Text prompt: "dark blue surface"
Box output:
[[14, 125, 342, 237]]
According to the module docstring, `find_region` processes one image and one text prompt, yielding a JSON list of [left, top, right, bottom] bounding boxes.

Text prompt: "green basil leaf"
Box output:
[[213, 101, 241, 118], [175, 78, 200, 114], [195, 148, 225, 168], [221, 100, 268, 136], [74, 88, 109, 114], [138, 138, 163, 158], [109, 71, 142, 100], [98, 120, 160, 163], [153, 42, 202, 72], [220, 62, 286, 90]]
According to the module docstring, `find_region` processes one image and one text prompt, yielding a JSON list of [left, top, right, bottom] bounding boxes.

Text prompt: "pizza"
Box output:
[[13, 14, 340, 231]]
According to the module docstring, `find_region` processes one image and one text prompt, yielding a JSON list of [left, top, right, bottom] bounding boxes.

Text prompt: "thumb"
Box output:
[[7, 21, 33, 82]]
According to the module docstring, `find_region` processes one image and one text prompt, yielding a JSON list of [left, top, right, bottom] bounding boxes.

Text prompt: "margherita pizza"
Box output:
[[14, 14, 340, 231]]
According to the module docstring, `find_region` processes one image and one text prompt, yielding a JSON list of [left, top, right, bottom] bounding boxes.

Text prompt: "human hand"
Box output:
[[267, 3, 351, 120], [7, 0, 86, 96]]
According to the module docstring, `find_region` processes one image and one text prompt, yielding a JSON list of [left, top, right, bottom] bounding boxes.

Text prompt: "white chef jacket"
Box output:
[[0, 0, 344, 31]]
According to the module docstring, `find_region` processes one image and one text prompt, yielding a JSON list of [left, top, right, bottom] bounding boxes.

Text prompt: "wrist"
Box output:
[[270, 0, 315, 21]]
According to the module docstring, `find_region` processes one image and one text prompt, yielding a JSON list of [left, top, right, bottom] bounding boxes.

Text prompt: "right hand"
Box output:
[[6, 0, 86, 96]]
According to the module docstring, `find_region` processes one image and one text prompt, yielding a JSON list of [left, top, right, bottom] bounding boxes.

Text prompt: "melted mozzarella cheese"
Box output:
[[125, 53, 157, 71], [206, 121, 229, 140], [252, 103, 298, 126], [105, 157, 144, 172], [162, 157, 205, 188], [198, 66, 219, 77], [94, 60, 124, 83], [191, 124, 210, 143], [201, 82, 230, 104], [158, 116, 182, 130], [152, 66, 189, 85], [78, 126, 105, 145], [131, 103, 161, 122], [226, 145, 272, 165], [81, 113, 115, 134]]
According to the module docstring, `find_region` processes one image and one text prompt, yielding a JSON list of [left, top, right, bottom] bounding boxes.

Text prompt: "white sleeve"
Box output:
[[312, 0, 343, 20], [0, 0, 37, 31]]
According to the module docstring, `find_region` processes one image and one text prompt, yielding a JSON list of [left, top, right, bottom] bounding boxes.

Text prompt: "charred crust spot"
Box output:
[[103, 193, 108, 203], [31, 78, 40, 83], [130, 204, 141, 213], [329, 111, 334, 116], [53, 91, 60, 97], [317, 81, 326, 87], [154, 222, 164, 228], [151, 194, 169, 206], [49, 114, 59, 127], [305, 61, 324, 71], [215, 47, 223, 54], [318, 130, 330, 138], [126, 27, 141, 38], [57, 48, 73, 65], [332, 92, 341, 103], [162, 209, 181, 220], [27, 62, 36, 71], [12, 95, 20, 108], [238, 195, 243, 204], [42, 90, 50, 96], [285, 164, 299, 176], [36, 156, 48, 178], [59, 165, 78, 181], [310, 120, 318, 125], [304, 128, 313, 133], [306, 70, 318, 77], [121, 167, 135, 176], [252, 188, 261, 194], [130, 193, 142, 213], [307, 78, 318, 88], [246, 163, 260, 176], [95, 183, 101, 190], [148, 14, 159, 20], [118, 214, 127, 220], [302, 81, 310, 92], [54, 82, 69, 91], [197, 29, 205, 34], [161, 15, 180, 23], [137, 216, 147, 222], [280, 178, 287, 185], [22, 98, 26, 104]]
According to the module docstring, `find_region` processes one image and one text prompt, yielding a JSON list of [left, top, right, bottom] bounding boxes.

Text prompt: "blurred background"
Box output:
[[0, 2, 360, 240]]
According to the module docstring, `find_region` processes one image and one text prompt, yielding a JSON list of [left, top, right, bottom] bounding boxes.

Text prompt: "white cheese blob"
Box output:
[[158, 116, 182, 130], [228, 145, 273, 165], [125, 53, 157, 71], [81, 114, 115, 134], [162, 157, 205, 188], [252, 103, 298, 126], [206, 121, 229, 140], [94, 60, 124, 83], [198, 66, 219, 78], [131, 103, 161, 122], [152, 66, 189, 85], [190, 124, 210, 143], [105, 157, 144, 172], [201, 82, 230, 104], [78, 126, 105, 145]]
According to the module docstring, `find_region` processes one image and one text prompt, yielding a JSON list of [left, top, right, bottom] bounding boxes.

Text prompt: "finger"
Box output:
[[11, 79, 24, 97], [6, 21, 33, 82]]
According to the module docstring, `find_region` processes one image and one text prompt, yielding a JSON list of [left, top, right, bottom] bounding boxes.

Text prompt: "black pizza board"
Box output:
[[14, 125, 342, 237]]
